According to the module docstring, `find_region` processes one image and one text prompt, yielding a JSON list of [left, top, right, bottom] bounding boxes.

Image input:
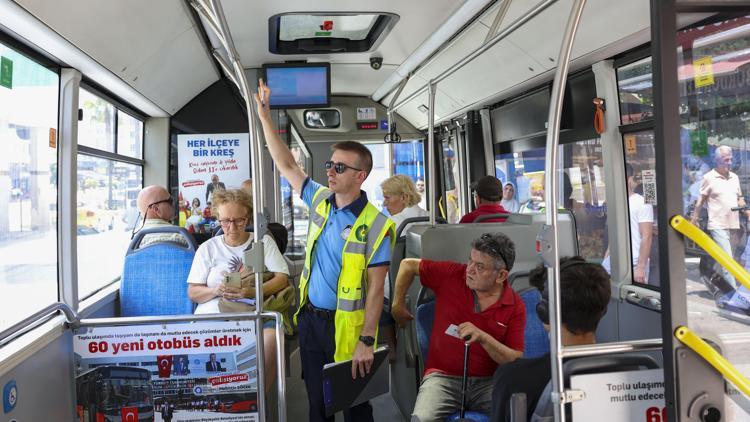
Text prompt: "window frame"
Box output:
[[75, 84, 146, 301]]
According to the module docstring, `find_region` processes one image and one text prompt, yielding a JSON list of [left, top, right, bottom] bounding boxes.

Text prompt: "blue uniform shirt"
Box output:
[[301, 177, 391, 310]]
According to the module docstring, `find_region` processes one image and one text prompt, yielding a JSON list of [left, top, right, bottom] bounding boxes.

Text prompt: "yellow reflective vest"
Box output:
[[294, 186, 396, 362]]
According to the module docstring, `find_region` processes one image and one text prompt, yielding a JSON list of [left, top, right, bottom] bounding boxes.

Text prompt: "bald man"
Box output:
[[135, 185, 188, 248]]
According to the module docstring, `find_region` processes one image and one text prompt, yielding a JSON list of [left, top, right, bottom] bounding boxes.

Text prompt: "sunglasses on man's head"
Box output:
[[324, 160, 362, 174], [480, 233, 507, 268]]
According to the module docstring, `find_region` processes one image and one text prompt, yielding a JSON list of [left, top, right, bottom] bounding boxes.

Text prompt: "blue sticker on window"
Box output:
[[380, 119, 389, 130], [3, 380, 17, 413]]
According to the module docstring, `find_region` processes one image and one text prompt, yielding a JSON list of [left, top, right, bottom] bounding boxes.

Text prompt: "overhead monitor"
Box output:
[[262, 63, 330, 109]]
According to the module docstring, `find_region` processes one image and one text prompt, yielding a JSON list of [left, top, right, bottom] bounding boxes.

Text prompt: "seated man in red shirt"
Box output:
[[460, 176, 509, 223], [391, 233, 525, 421]]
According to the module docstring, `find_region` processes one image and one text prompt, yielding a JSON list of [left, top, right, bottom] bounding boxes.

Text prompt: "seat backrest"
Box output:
[[531, 354, 660, 421], [415, 300, 435, 364], [122, 227, 196, 316], [517, 287, 550, 359], [418, 212, 578, 276]]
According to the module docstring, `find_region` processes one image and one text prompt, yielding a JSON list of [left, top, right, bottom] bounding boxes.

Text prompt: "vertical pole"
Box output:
[[427, 81, 438, 226], [58, 68, 82, 311], [541, 1, 586, 421], [206, 1, 267, 419], [650, 0, 682, 420]]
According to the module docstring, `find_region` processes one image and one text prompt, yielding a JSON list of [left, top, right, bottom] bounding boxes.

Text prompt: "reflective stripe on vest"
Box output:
[[294, 186, 396, 361]]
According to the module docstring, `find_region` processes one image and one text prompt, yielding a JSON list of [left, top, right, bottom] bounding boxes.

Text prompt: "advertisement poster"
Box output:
[[177, 133, 250, 233], [570, 368, 665, 422], [73, 320, 259, 422]]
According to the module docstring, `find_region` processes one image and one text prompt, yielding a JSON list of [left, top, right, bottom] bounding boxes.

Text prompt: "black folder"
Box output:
[[322, 347, 390, 416]]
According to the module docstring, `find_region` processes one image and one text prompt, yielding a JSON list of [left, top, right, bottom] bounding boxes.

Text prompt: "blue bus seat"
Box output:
[[121, 227, 197, 317], [446, 411, 490, 422], [517, 286, 550, 358], [415, 300, 435, 362]]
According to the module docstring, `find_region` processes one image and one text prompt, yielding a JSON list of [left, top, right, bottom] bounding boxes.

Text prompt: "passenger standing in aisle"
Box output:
[[255, 79, 395, 422]]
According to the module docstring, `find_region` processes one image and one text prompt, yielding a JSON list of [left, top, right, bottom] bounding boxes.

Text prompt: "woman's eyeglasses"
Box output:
[[218, 217, 248, 228], [324, 160, 362, 174]]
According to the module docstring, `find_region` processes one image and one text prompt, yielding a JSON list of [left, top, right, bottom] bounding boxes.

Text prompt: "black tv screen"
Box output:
[[262, 63, 330, 109]]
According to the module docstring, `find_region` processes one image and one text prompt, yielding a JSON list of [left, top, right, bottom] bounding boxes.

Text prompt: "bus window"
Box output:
[[362, 143, 388, 211], [77, 88, 144, 299], [620, 130, 660, 287], [617, 57, 654, 125], [441, 137, 461, 223], [0, 41, 59, 332], [494, 139, 608, 261], [392, 141, 426, 209], [281, 123, 311, 260]]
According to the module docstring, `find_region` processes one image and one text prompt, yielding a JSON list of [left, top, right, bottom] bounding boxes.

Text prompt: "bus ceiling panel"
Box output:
[[12, 0, 219, 116], [121, 28, 219, 115], [392, 86, 464, 130], [219, 0, 463, 77], [330, 63, 396, 96], [436, 39, 548, 109]]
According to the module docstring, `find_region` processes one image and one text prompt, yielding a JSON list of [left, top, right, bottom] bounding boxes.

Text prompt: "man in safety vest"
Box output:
[[256, 79, 395, 422]]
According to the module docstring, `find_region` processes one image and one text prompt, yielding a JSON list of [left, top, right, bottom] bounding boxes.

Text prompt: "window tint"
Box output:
[[617, 57, 654, 124], [76, 156, 142, 298], [78, 89, 116, 152], [281, 126, 311, 260], [117, 110, 143, 159], [393, 142, 426, 210], [441, 138, 461, 223], [0, 42, 59, 331]]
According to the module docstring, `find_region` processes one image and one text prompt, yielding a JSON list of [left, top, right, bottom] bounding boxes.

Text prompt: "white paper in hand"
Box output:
[[445, 324, 460, 339]]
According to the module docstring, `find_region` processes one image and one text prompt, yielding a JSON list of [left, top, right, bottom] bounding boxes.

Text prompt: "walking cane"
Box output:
[[459, 340, 470, 419]]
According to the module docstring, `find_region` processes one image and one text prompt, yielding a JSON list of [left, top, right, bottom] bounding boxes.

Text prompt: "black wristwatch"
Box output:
[[358, 335, 375, 347]]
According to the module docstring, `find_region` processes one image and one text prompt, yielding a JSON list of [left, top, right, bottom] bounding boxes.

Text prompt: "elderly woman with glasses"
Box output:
[[381, 174, 428, 234], [187, 188, 289, 388]]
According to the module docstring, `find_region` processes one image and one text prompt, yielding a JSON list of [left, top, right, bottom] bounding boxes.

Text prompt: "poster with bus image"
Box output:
[[176, 133, 251, 234], [73, 320, 259, 421]]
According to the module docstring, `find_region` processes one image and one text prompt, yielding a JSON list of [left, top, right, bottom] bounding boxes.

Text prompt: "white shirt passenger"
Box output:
[[187, 234, 289, 314], [629, 193, 653, 268], [391, 204, 428, 235]]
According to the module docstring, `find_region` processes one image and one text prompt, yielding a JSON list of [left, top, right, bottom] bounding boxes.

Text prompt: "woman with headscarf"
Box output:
[[500, 181, 520, 213]]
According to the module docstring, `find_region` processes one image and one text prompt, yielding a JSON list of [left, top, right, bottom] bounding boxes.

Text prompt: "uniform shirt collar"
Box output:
[[327, 190, 369, 217]]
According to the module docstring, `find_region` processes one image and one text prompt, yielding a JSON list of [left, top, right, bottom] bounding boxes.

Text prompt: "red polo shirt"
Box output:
[[420, 259, 525, 377], [459, 203, 509, 223]]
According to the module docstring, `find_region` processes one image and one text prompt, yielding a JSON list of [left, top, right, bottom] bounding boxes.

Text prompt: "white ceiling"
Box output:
[[11, 0, 464, 116], [383, 0, 652, 129]]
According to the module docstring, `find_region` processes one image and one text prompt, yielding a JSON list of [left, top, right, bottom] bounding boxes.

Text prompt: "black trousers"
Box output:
[[298, 308, 373, 422]]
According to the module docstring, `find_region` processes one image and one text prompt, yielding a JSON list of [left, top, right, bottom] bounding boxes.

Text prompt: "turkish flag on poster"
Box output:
[[121, 407, 138, 421], [157, 355, 173, 378]]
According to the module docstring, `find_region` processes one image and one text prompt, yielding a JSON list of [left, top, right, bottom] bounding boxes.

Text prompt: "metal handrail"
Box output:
[[0, 302, 79, 349], [427, 81, 438, 226], [78, 311, 286, 421], [391, 0, 558, 113], [539, 0, 587, 421], [561, 338, 663, 359], [675, 326, 750, 398]]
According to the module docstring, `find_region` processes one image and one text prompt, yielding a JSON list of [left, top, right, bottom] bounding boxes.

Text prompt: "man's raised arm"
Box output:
[[255, 79, 307, 193], [391, 258, 421, 328]]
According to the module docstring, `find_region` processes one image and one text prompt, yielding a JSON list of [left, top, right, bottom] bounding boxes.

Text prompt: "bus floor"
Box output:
[[285, 347, 405, 421]]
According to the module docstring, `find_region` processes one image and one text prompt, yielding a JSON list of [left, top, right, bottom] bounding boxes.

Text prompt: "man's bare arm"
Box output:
[[391, 258, 421, 327], [255, 79, 307, 193]]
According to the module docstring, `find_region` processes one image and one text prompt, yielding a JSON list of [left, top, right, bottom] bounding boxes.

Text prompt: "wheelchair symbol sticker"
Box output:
[[3, 380, 17, 413], [194, 385, 203, 395]]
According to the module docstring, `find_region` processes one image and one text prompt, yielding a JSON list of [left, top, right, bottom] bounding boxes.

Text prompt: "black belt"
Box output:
[[304, 302, 335, 320]]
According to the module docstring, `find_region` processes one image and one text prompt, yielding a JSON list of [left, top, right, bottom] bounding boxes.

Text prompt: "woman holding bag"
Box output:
[[187, 188, 290, 389]]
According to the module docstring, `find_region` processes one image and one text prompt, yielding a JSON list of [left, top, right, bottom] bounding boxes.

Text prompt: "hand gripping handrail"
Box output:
[[675, 326, 750, 398], [669, 215, 750, 291]]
